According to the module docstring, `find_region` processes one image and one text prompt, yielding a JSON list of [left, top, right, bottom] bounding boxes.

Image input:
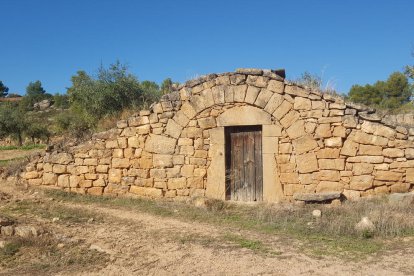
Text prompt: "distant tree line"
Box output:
[[0, 61, 176, 145]]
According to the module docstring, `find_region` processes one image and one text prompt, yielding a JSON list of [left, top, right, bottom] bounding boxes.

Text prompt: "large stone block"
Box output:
[[244, 86, 260, 104], [150, 168, 166, 178], [264, 93, 283, 114], [233, 85, 247, 102], [324, 137, 342, 147], [267, 79, 284, 93], [375, 171, 402, 181], [316, 148, 340, 159], [358, 144, 382, 155], [315, 124, 332, 138], [347, 156, 384, 164], [217, 106, 271, 126], [190, 95, 206, 113], [130, 186, 163, 198], [24, 171, 39, 179], [350, 175, 373, 191], [293, 97, 311, 110], [352, 163, 374, 175], [167, 177, 187, 189], [383, 148, 404, 158], [173, 111, 190, 127], [286, 120, 306, 139], [128, 116, 149, 127], [285, 85, 309, 97], [181, 102, 197, 119], [88, 187, 104, 195], [293, 135, 318, 154], [405, 148, 414, 159], [153, 154, 173, 168], [296, 152, 318, 173], [280, 172, 299, 184], [281, 105, 300, 125], [361, 121, 395, 139], [314, 170, 340, 181], [273, 100, 292, 121], [340, 140, 359, 156], [57, 175, 70, 187], [406, 168, 414, 182], [112, 158, 130, 169], [43, 173, 57, 185], [198, 117, 216, 129], [353, 131, 388, 146], [318, 159, 345, 170], [390, 183, 410, 193], [108, 169, 122, 183], [316, 181, 343, 192], [342, 115, 358, 128], [254, 89, 273, 108], [144, 134, 177, 154], [165, 119, 183, 139], [211, 85, 225, 104], [263, 125, 282, 137]]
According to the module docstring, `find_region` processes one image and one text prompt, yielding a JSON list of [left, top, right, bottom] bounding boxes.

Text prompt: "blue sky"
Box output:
[[1, 0, 413, 95]]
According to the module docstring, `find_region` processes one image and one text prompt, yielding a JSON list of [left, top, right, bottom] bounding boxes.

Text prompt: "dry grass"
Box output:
[[251, 198, 414, 238], [44, 189, 414, 257], [0, 235, 108, 274]]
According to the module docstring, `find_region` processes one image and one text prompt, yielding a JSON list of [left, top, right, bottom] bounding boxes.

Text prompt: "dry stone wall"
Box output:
[[23, 68, 414, 202]]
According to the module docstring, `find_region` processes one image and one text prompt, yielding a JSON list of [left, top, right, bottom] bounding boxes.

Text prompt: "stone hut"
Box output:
[[23, 68, 414, 202]]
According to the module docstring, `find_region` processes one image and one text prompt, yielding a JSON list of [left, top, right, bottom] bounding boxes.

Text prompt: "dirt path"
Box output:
[[1, 183, 413, 275], [58, 202, 413, 276]]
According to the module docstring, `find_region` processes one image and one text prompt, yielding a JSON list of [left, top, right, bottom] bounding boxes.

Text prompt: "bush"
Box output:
[[67, 61, 161, 126]]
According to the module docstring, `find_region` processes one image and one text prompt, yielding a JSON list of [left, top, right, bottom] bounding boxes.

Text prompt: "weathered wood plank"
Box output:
[[226, 126, 263, 202]]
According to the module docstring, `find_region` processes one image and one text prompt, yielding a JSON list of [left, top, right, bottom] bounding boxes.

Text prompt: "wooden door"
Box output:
[[225, 126, 263, 201]]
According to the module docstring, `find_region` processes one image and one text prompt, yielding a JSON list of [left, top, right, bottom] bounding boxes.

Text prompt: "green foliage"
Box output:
[[161, 78, 173, 94], [0, 81, 9, 97], [53, 93, 69, 109], [404, 49, 414, 80], [21, 80, 52, 110], [55, 109, 91, 137], [348, 72, 413, 109], [0, 144, 46, 150], [25, 122, 51, 143], [0, 102, 28, 145], [67, 61, 161, 131]]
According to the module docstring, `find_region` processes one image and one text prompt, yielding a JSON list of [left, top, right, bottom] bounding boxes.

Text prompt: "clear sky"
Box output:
[[1, 0, 413, 95]]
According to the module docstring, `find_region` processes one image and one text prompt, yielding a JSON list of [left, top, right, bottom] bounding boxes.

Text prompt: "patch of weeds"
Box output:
[[0, 236, 109, 274], [224, 233, 263, 250], [176, 233, 217, 247], [223, 233, 282, 256], [0, 144, 46, 151], [2, 200, 102, 224], [0, 241, 21, 257]]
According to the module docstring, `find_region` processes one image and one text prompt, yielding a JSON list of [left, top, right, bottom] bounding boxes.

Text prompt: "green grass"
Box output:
[[0, 144, 46, 151], [43, 189, 414, 257]]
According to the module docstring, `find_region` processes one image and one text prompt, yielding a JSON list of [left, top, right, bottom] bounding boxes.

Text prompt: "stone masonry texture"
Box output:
[[22, 69, 414, 202]]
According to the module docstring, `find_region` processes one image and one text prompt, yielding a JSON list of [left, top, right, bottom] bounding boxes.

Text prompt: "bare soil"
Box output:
[[0, 181, 413, 276]]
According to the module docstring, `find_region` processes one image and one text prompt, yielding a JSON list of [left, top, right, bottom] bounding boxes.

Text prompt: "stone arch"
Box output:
[[22, 68, 414, 202]]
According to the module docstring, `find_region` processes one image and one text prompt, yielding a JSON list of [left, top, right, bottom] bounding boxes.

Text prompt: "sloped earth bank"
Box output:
[[0, 182, 413, 276]]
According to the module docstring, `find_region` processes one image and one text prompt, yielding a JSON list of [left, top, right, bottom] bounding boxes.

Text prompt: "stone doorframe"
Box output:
[[205, 106, 284, 202]]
